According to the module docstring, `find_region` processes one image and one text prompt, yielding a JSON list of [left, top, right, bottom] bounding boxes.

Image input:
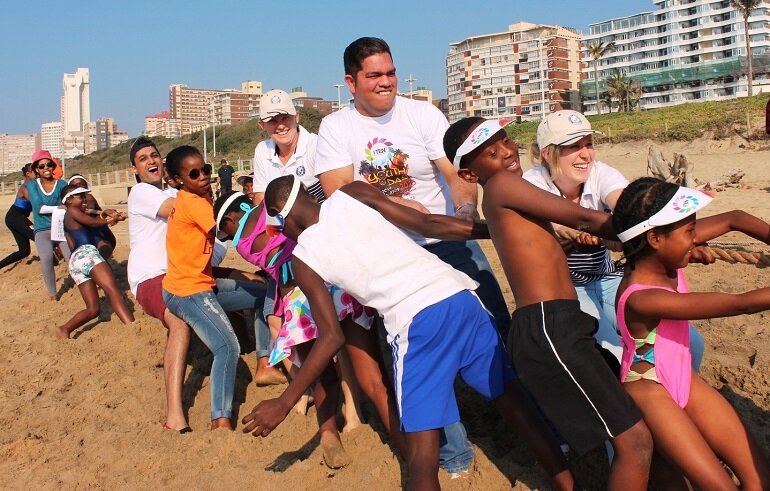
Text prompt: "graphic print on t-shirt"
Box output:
[[357, 137, 415, 197]]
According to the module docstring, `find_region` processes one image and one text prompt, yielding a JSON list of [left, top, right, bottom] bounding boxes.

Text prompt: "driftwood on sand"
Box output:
[[646, 144, 745, 191]]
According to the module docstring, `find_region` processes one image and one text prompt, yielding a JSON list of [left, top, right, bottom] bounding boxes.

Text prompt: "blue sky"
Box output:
[[1, 0, 653, 136]]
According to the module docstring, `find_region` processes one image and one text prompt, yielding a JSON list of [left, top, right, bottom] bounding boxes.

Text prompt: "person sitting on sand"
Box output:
[[66, 174, 117, 259], [56, 185, 133, 339], [613, 177, 770, 490], [241, 175, 574, 491], [215, 190, 385, 468], [445, 117, 653, 490]]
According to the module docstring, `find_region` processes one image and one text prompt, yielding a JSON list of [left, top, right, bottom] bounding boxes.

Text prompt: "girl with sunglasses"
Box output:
[[613, 178, 770, 489], [161, 145, 241, 431], [21, 150, 71, 300]]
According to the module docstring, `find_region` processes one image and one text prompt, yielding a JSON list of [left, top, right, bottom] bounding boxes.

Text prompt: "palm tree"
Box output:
[[587, 41, 615, 114], [605, 70, 643, 112], [731, 0, 761, 96]]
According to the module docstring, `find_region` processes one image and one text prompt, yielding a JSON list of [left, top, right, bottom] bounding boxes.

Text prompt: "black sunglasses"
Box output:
[[37, 161, 55, 170], [188, 164, 212, 180]]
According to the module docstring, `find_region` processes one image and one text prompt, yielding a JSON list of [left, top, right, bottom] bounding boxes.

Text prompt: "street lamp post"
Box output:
[[405, 74, 417, 98], [334, 84, 344, 111]]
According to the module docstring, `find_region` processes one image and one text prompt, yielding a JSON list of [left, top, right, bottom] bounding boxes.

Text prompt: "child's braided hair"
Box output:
[[612, 177, 679, 269]]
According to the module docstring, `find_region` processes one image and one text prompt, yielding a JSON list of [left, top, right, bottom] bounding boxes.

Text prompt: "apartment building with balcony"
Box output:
[[582, 0, 770, 113], [446, 21, 583, 123], [169, 80, 262, 135]]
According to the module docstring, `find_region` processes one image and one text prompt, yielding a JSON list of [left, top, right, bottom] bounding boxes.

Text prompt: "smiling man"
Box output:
[[313, 36, 516, 477]]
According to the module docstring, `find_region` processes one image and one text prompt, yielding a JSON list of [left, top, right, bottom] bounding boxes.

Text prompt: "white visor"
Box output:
[[266, 175, 301, 227], [61, 187, 90, 204], [617, 186, 713, 243], [452, 118, 514, 169], [215, 191, 246, 240]]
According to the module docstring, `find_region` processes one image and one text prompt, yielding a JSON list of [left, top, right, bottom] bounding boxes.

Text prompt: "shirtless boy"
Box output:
[[444, 117, 653, 490]]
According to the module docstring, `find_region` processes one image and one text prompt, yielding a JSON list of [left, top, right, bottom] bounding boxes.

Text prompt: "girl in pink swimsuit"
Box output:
[[613, 177, 770, 490]]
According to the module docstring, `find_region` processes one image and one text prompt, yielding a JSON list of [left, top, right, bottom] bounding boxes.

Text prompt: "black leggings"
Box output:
[[0, 206, 34, 269]]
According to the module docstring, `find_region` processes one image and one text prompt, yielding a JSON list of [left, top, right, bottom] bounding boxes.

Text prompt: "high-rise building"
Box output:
[[61, 68, 90, 134], [84, 117, 128, 154], [41, 122, 64, 159], [582, 0, 770, 113], [446, 22, 583, 123], [169, 80, 263, 135], [0, 134, 39, 175]]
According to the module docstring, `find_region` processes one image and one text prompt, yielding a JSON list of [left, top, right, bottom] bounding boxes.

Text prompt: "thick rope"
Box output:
[[553, 228, 769, 268]]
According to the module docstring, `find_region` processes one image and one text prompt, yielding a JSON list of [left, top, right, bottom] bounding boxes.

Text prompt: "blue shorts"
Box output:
[[390, 290, 516, 432]]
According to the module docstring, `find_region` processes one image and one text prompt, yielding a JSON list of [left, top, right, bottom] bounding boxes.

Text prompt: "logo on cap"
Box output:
[[672, 194, 700, 214], [470, 127, 490, 145], [271, 96, 281, 104], [568, 113, 582, 125]]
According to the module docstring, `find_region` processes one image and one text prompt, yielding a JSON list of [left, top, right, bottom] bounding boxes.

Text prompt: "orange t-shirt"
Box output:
[[162, 190, 216, 296]]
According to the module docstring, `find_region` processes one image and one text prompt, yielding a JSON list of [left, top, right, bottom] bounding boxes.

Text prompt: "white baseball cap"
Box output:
[[536, 110, 603, 149], [259, 89, 297, 122]]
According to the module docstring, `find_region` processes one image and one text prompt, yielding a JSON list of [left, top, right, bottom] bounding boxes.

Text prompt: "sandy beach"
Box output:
[[0, 137, 768, 490]]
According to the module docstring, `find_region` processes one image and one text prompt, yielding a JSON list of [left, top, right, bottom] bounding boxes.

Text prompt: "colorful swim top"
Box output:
[[617, 269, 691, 408], [235, 206, 296, 314], [12, 195, 32, 214]]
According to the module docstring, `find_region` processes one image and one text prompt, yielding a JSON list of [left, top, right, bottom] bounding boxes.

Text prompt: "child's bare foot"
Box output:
[[254, 365, 288, 387], [320, 432, 351, 469], [54, 325, 70, 339], [210, 417, 234, 431]]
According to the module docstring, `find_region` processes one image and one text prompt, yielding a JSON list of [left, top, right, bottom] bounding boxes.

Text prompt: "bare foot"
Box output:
[[320, 432, 351, 469], [254, 366, 288, 387], [342, 407, 362, 433], [54, 326, 70, 340], [50, 295, 59, 302], [210, 417, 234, 431]]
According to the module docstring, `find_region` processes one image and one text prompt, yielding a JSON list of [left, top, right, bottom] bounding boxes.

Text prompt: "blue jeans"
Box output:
[[163, 288, 240, 420], [575, 275, 704, 371], [423, 240, 508, 473], [214, 278, 271, 359]]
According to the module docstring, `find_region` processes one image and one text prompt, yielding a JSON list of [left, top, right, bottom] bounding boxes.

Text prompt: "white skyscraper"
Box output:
[[61, 68, 90, 134]]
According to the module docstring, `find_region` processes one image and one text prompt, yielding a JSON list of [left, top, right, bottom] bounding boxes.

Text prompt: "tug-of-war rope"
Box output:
[[553, 228, 770, 269]]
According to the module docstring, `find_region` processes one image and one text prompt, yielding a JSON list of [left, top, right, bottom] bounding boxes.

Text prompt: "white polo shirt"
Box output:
[[252, 125, 324, 202]]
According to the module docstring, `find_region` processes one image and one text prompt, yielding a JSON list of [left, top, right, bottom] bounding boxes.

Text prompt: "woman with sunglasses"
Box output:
[[0, 163, 37, 270], [161, 145, 241, 431], [22, 150, 71, 300]]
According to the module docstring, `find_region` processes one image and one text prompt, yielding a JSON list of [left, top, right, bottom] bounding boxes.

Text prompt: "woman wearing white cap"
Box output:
[[523, 110, 705, 370]]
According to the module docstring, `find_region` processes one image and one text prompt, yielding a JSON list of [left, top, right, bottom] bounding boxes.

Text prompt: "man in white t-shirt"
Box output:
[[314, 36, 513, 477], [252, 89, 325, 204]]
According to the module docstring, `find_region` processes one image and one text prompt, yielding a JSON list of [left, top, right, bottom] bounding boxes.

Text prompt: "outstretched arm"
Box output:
[[341, 181, 489, 240], [68, 206, 115, 228], [435, 156, 478, 221], [485, 171, 615, 240], [241, 257, 345, 437], [694, 210, 770, 245], [626, 287, 770, 322]]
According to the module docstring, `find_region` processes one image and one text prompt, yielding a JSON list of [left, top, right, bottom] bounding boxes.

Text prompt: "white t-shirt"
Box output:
[[314, 96, 451, 245], [127, 183, 176, 296], [522, 161, 628, 212], [292, 191, 478, 339], [253, 125, 324, 202]]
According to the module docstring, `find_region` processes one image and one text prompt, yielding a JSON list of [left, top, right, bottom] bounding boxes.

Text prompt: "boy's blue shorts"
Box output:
[[389, 290, 516, 432]]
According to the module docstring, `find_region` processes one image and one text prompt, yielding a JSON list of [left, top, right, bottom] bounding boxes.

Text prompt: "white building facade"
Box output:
[[41, 122, 64, 159], [61, 68, 90, 134], [582, 0, 770, 113]]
